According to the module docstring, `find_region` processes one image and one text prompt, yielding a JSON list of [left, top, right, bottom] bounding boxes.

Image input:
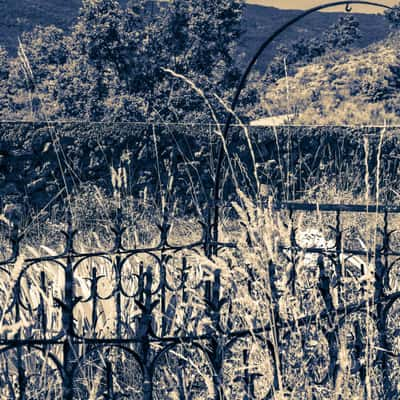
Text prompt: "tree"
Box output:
[[384, 3, 400, 30], [55, 0, 150, 120], [323, 15, 361, 50], [12, 26, 69, 118], [7, 0, 246, 122], [185, 0, 243, 83], [152, 0, 245, 122]]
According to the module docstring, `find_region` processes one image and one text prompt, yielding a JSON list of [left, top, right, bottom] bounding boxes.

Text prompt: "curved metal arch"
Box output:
[[212, 0, 393, 252], [119, 251, 163, 296], [0, 345, 21, 355], [385, 257, 400, 290], [15, 259, 66, 288], [150, 340, 215, 371], [72, 254, 116, 302], [0, 344, 64, 381], [72, 344, 145, 398], [73, 252, 141, 301], [382, 294, 400, 322], [0, 264, 10, 275], [14, 259, 66, 312], [74, 343, 144, 375], [29, 345, 65, 380], [150, 340, 218, 397]]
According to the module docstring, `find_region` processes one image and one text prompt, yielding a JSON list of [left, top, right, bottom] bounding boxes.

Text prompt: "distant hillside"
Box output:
[[263, 34, 400, 125], [0, 1, 391, 71], [240, 5, 390, 71]]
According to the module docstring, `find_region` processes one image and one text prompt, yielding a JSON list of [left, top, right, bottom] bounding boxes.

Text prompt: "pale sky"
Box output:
[[246, 0, 398, 13]]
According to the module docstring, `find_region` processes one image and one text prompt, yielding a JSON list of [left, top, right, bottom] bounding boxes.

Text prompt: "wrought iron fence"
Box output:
[[0, 201, 400, 399]]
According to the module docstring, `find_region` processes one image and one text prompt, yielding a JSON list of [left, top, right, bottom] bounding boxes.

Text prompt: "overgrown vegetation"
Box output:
[[260, 4, 400, 125], [1, 2, 400, 400]]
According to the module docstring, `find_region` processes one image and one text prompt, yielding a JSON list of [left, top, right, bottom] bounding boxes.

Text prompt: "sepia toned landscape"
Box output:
[[1, 1, 400, 399]]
